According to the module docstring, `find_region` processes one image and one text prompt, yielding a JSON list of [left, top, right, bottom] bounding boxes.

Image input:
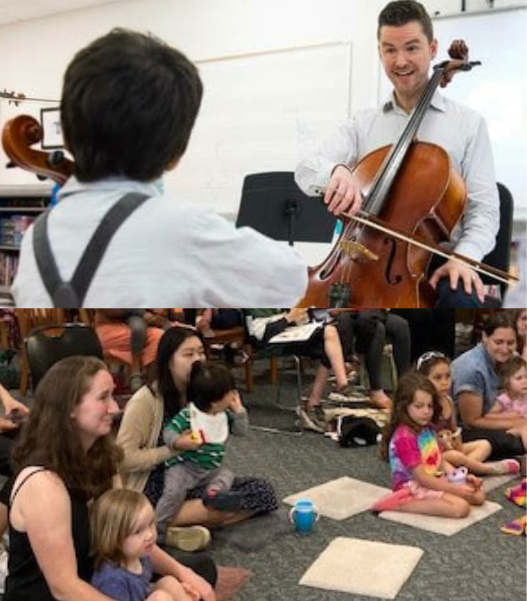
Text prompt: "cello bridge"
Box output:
[[339, 240, 379, 261]]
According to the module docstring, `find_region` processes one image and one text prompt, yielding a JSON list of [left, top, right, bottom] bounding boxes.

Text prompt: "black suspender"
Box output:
[[33, 193, 150, 307]]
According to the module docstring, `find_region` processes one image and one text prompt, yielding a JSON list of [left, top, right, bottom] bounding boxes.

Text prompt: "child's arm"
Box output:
[[443, 397, 463, 452], [150, 546, 216, 601], [164, 409, 202, 451], [229, 391, 249, 437], [154, 575, 199, 601], [487, 400, 504, 415], [411, 464, 482, 503]]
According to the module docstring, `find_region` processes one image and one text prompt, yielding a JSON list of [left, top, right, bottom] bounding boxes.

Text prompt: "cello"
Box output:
[[2, 113, 73, 186], [297, 40, 515, 308]]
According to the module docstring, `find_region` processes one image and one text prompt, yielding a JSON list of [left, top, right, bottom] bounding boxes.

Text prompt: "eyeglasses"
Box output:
[[416, 351, 446, 371]]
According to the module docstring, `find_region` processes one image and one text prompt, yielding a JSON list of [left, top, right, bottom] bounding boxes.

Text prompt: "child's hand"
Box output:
[[454, 483, 482, 503], [466, 474, 483, 489], [229, 390, 244, 413], [174, 430, 203, 451], [182, 582, 201, 601], [0, 416, 19, 433]]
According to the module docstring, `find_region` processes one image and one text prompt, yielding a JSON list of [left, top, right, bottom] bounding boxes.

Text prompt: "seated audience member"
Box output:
[[11, 29, 307, 308], [95, 309, 165, 391], [354, 310, 411, 410], [417, 351, 519, 476], [374, 372, 486, 517], [0, 383, 29, 477], [156, 362, 248, 546], [196, 310, 246, 364], [488, 355, 527, 450], [245, 308, 355, 432], [117, 327, 278, 548], [451, 311, 526, 467], [1, 355, 215, 601], [91, 489, 197, 601]]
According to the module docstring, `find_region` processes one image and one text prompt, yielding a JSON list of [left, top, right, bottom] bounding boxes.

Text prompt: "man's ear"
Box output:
[[430, 38, 438, 60]]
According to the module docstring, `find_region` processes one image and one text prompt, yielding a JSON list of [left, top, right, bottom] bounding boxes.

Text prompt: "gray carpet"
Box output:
[[209, 364, 526, 601]]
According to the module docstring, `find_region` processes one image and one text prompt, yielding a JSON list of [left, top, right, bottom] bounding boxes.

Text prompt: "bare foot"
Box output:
[[369, 390, 392, 411]]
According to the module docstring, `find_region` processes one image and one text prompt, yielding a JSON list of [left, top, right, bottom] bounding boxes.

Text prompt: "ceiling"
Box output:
[[0, 0, 123, 26]]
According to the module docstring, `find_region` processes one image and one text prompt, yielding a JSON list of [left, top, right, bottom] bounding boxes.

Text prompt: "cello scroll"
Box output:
[[2, 114, 73, 186]]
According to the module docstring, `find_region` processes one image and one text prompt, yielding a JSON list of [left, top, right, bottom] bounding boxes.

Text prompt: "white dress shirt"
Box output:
[[295, 91, 499, 262]]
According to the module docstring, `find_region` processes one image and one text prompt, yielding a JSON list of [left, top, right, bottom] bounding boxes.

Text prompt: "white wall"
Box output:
[[0, 0, 382, 108], [0, 0, 525, 243]]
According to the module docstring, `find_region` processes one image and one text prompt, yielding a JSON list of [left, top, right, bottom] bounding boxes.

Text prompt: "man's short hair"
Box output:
[[61, 28, 203, 182], [378, 0, 434, 42]]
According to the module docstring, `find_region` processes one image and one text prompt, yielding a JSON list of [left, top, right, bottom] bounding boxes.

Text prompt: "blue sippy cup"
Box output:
[[289, 499, 319, 535]]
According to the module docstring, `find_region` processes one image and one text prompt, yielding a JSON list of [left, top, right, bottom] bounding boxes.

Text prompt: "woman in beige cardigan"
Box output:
[[117, 327, 278, 533]]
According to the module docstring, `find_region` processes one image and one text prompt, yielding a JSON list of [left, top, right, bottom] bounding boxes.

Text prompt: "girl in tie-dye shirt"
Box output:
[[374, 373, 486, 518]]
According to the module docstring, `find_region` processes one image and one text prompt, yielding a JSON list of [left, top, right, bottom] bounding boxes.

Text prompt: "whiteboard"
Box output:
[[0, 97, 59, 188], [379, 7, 527, 222], [165, 42, 352, 215]]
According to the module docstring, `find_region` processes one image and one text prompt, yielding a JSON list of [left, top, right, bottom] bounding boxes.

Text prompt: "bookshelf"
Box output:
[[0, 185, 51, 289]]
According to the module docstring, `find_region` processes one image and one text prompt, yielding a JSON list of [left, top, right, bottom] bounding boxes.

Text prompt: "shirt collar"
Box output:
[[382, 89, 447, 114], [58, 175, 160, 201]]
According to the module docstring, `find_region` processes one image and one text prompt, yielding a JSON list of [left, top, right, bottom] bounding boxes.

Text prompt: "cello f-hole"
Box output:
[[383, 237, 403, 285]]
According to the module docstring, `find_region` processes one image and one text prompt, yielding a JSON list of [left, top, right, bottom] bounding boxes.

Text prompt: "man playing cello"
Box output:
[[295, 0, 500, 308]]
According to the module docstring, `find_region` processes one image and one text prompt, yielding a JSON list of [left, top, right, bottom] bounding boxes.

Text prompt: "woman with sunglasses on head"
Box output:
[[451, 311, 526, 472]]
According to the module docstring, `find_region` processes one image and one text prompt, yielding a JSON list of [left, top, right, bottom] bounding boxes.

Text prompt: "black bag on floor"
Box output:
[[337, 415, 381, 448]]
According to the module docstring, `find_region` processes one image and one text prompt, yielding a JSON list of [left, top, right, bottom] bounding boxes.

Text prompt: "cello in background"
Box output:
[[297, 40, 515, 309], [2, 113, 73, 186]]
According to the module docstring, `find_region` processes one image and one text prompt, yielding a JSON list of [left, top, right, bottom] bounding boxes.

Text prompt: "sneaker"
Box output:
[[203, 489, 245, 512], [165, 525, 211, 552], [298, 405, 326, 433], [490, 459, 520, 475]]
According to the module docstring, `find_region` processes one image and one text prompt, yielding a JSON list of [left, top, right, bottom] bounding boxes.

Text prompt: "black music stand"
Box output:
[[236, 172, 336, 246]]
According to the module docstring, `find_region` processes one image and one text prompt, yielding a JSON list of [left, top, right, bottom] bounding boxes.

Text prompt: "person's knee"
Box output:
[[480, 439, 492, 457], [472, 491, 486, 506], [452, 498, 471, 518], [324, 324, 338, 345], [149, 590, 173, 601], [436, 279, 482, 308]]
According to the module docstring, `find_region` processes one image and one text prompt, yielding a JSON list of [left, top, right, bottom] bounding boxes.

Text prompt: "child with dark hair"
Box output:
[[417, 351, 519, 476], [12, 28, 307, 307], [156, 362, 248, 546]]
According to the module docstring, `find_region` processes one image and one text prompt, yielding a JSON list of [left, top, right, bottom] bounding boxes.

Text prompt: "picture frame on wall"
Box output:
[[40, 107, 64, 149]]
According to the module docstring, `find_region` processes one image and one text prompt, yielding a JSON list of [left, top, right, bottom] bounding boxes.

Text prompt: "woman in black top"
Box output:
[[4, 356, 215, 601]]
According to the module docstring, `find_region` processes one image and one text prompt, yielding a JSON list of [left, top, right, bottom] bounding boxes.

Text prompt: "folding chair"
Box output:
[[242, 311, 317, 435], [25, 323, 103, 392]]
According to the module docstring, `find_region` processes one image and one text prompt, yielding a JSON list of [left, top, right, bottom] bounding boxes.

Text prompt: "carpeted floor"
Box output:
[[208, 363, 526, 601]]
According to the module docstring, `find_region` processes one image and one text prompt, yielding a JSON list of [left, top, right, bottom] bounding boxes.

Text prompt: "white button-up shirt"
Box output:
[[13, 176, 308, 307], [295, 91, 499, 262]]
